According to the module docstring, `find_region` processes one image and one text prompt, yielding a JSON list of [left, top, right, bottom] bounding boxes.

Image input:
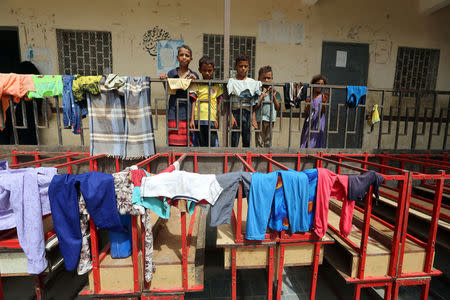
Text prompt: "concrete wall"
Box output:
[[0, 0, 449, 150]]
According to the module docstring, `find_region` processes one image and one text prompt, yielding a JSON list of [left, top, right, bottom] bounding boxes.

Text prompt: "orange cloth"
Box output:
[[0, 73, 35, 129]]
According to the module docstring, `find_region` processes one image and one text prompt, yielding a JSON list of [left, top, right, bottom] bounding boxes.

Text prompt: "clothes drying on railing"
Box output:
[[246, 170, 318, 240], [210, 171, 252, 227], [346, 86, 367, 108], [88, 76, 156, 159], [141, 170, 223, 205], [300, 93, 327, 148], [0, 73, 36, 128], [48, 172, 127, 272], [283, 82, 308, 109], [0, 164, 57, 274]]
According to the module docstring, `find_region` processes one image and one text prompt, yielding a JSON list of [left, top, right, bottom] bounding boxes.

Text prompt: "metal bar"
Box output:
[[424, 172, 444, 273], [32, 99, 40, 145], [377, 90, 385, 149], [357, 185, 374, 279], [54, 154, 105, 168], [420, 281, 430, 300], [388, 174, 408, 278], [396, 172, 413, 277], [54, 96, 63, 146], [8, 153, 78, 168], [428, 92, 437, 149], [9, 97, 19, 145], [181, 211, 188, 290], [276, 244, 285, 300], [231, 248, 237, 300], [268, 246, 274, 300], [309, 243, 321, 300], [236, 182, 243, 242], [260, 154, 289, 170], [132, 215, 140, 292], [394, 92, 402, 150], [353, 284, 361, 300], [234, 154, 256, 172], [135, 153, 161, 168], [443, 96, 450, 150]]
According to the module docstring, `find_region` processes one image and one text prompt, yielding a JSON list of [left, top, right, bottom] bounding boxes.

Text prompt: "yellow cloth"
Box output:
[[371, 104, 380, 125], [190, 84, 224, 122], [72, 75, 102, 102], [167, 78, 192, 95]]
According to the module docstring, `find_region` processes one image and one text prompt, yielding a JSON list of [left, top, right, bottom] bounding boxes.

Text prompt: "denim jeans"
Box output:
[[231, 109, 251, 147]]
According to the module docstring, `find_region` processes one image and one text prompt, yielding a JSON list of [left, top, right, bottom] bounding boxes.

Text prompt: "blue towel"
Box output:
[[346, 86, 367, 108], [246, 172, 278, 240], [49, 171, 126, 271]]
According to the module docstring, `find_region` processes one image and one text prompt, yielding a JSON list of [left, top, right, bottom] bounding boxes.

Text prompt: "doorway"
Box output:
[[321, 41, 369, 148]]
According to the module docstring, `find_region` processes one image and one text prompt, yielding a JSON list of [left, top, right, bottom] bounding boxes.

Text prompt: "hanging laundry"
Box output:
[[245, 169, 317, 240], [104, 73, 126, 93], [27, 75, 63, 99], [130, 169, 170, 219], [88, 76, 156, 159], [346, 86, 367, 108], [314, 168, 348, 238], [141, 170, 223, 205], [210, 171, 252, 227], [48, 171, 126, 271], [62, 75, 87, 134], [0, 161, 7, 170], [348, 170, 384, 202], [113, 166, 155, 282], [72, 75, 102, 102], [0, 73, 35, 128], [284, 82, 308, 109], [369, 104, 380, 126], [167, 78, 192, 95], [0, 167, 57, 274], [76, 193, 92, 275], [268, 174, 288, 231]]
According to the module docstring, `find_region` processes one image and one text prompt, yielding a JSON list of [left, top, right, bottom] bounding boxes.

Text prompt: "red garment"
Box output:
[[314, 168, 349, 238], [130, 169, 147, 187], [168, 120, 191, 146]]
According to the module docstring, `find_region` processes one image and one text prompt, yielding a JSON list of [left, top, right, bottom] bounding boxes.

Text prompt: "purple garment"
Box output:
[[300, 94, 325, 148], [0, 167, 57, 274], [0, 161, 8, 170]]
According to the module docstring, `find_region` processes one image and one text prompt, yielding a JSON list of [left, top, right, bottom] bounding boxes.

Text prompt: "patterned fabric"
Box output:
[[77, 194, 92, 275], [142, 209, 155, 282], [72, 75, 102, 102], [27, 75, 63, 99], [88, 76, 156, 159], [113, 167, 154, 282]]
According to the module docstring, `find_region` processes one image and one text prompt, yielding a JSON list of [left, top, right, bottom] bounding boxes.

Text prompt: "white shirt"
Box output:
[[141, 170, 223, 205]]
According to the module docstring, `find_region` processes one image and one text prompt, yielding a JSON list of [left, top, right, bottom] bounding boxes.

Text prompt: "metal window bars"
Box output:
[[0, 81, 449, 151]]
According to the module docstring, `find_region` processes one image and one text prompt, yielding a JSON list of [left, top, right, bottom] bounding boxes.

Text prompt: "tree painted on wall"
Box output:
[[142, 26, 171, 56]]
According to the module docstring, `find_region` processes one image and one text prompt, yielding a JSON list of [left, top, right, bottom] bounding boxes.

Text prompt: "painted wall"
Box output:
[[0, 0, 449, 149]]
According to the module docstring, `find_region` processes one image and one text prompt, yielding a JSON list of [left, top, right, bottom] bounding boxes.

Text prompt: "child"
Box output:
[[159, 45, 199, 146], [227, 54, 261, 147], [189, 56, 223, 147], [300, 74, 329, 148], [252, 66, 281, 147]]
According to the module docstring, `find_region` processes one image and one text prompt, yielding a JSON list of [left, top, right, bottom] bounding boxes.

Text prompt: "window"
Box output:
[[56, 29, 113, 75], [203, 34, 256, 79], [393, 47, 440, 96]]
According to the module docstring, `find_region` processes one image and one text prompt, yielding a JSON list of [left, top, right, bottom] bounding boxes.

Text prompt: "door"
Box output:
[[321, 42, 369, 148]]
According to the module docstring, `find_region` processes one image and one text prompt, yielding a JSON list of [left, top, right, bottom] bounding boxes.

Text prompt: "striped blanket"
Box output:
[[88, 76, 156, 159]]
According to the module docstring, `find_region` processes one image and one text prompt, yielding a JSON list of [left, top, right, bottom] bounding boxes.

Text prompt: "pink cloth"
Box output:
[[314, 168, 349, 238]]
